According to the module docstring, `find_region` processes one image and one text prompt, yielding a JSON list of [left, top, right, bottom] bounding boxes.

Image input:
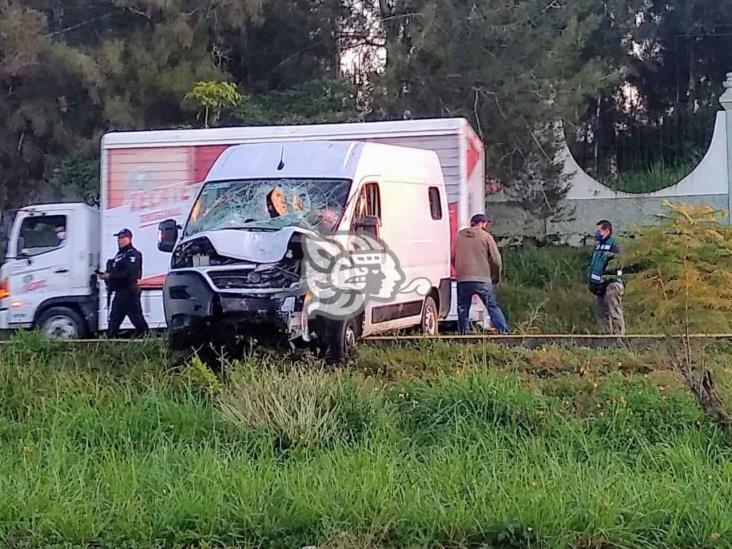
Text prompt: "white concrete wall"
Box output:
[[489, 110, 731, 244], [563, 112, 728, 200]]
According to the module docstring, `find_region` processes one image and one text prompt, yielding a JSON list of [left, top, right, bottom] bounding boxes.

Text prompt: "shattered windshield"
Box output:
[[184, 178, 352, 237]]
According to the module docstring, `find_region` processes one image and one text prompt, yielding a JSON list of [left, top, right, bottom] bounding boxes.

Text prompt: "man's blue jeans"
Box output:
[[457, 281, 509, 334]]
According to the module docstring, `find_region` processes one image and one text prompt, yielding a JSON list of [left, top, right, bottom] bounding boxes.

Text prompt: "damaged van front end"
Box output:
[[157, 162, 354, 356], [162, 227, 315, 351]]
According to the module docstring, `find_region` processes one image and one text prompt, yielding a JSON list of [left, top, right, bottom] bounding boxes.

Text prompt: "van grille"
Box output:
[[208, 268, 291, 290]]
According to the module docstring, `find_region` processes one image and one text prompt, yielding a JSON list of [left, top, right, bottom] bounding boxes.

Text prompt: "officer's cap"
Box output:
[[114, 228, 133, 238]]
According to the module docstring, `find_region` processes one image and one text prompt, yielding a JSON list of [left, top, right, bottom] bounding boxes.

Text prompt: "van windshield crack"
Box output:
[[185, 178, 351, 237]]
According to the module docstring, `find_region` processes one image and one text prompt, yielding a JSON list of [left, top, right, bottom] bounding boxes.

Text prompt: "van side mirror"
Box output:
[[157, 219, 179, 253]]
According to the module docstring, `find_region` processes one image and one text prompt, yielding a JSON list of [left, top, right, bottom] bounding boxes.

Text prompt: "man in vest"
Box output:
[[587, 219, 625, 335]]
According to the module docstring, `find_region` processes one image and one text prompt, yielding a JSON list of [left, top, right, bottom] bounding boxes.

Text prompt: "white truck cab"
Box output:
[[0, 203, 100, 337]]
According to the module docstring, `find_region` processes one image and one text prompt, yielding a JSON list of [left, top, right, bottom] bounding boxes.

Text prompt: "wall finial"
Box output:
[[719, 72, 732, 108]]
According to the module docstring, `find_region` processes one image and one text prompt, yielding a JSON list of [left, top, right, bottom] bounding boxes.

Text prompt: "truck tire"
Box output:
[[320, 316, 360, 364], [36, 306, 87, 340], [421, 296, 439, 336]]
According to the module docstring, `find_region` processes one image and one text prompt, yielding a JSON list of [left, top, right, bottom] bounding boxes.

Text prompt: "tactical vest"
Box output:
[[587, 237, 621, 296]]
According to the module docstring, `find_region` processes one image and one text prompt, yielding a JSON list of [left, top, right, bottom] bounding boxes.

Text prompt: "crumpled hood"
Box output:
[[179, 227, 314, 263], [459, 227, 482, 238]]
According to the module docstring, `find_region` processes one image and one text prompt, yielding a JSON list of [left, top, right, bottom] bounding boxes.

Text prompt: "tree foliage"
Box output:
[[231, 79, 364, 126], [625, 201, 732, 440], [184, 81, 243, 128], [366, 0, 621, 225], [0, 0, 267, 209], [568, 0, 732, 185], [626, 201, 732, 335], [0, 0, 729, 216]]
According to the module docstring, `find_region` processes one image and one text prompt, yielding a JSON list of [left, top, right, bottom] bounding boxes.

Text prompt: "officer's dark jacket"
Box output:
[[108, 244, 143, 292]]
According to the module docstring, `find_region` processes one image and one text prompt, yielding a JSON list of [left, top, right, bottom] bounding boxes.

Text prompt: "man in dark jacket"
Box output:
[[586, 219, 625, 335], [99, 228, 149, 338], [451, 214, 509, 334]]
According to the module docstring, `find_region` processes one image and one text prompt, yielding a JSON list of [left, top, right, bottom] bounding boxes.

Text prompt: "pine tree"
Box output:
[[625, 201, 732, 440], [369, 0, 616, 232], [0, 0, 267, 207]]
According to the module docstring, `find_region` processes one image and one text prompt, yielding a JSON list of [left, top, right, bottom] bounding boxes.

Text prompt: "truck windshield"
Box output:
[[184, 178, 352, 237]]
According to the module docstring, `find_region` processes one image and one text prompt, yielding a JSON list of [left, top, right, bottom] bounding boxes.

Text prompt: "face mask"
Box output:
[[594, 230, 604, 242], [57, 232, 66, 240]]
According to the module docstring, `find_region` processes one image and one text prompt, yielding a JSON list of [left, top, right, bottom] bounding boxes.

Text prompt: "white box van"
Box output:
[[157, 140, 452, 360], [0, 118, 491, 340]]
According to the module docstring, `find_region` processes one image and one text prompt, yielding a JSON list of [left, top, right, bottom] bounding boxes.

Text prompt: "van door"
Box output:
[[6, 211, 74, 326], [372, 181, 445, 333], [347, 181, 383, 334]]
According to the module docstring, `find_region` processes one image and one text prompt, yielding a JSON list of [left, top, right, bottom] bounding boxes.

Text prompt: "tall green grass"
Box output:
[[602, 159, 700, 194], [497, 246, 598, 334], [1, 332, 731, 547], [495, 245, 686, 335]]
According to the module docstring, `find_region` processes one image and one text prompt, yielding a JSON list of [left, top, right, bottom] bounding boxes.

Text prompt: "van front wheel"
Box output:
[[320, 316, 360, 364]]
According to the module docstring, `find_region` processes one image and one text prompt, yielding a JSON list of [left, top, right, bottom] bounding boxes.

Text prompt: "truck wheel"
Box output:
[[36, 307, 87, 340], [421, 296, 439, 336], [321, 316, 360, 364]]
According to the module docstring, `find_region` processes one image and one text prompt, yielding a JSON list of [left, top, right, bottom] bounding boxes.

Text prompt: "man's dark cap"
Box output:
[[114, 228, 133, 238], [470, 214, 490, 225]]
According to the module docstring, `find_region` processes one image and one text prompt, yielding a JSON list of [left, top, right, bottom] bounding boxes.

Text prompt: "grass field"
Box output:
[[496, 246, 596, 334], [2, 332, 732, 548]]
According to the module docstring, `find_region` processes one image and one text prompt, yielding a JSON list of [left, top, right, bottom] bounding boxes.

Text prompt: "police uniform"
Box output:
[[107, 229, 149, 337]]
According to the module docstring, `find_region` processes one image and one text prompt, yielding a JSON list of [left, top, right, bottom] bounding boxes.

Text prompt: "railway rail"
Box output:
[[361, 333, 732, 350], [1, 333, 731, 351]]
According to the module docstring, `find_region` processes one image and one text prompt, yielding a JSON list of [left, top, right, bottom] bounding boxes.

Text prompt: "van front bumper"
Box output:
[[163, 271, 309, 343]]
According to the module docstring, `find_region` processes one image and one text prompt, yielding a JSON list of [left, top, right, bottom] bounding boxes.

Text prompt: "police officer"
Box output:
[[100, 228, 149, 338]]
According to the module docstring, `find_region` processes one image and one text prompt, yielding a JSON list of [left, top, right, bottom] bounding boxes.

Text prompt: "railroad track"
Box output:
[[1, 333, 731, 351], [361, 333, 732, 350], [0, 337, 148, 349]]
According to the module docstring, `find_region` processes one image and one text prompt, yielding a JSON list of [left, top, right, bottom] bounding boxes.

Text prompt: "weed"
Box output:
[[218, 362, 343, 449], [178, 354, 223, 398]]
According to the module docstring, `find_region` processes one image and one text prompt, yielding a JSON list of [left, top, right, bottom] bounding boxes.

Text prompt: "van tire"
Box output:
[[36, 306, 87, 340], [167, 332, 199, 368], [421, 296, 439, 336], [321, 316, 360, 364]]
